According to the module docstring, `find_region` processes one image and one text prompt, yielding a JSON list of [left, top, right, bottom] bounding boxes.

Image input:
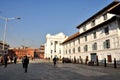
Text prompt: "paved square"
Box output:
[[0, 59, 120, 80]]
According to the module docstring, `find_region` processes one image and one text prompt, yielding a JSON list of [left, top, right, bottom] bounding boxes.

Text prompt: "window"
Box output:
[[83, 26, 87, 31], [69, 42, 71, 46], [54, 41, 58, 52], [55, 41, 58, 44], [73, 48, 75, 53], [106, 40, 110, 48], [103, 14, 107, 20], [59, 50, 61, 54], [104, 26, 109, 35], [66, 50, 67, 54], [51, 50, 53, 53], [84, 45, 88, 52], [93, 32, 96, 39], [51, 42, 53, 45], [103, 39, 110, 49], [85, 36, 87, 41], [92, 43, 97, 50], [0, 46, 2, 49], [69, 49, 71, 54], [69, 43, 71, 46], [78, 38, 80, 44], [91, 20, 95, 26], [78, 47, 81, 52]]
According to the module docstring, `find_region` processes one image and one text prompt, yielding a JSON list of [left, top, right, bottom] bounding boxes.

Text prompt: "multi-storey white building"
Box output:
[[62, 1, 120, 63], [0, 41, 9, 55], [44, 32, 67, 60]]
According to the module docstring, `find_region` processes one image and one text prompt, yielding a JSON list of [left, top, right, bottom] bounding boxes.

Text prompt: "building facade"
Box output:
[[44, 32, 67, 60], [0, 41, 9, 56], [62, 1, 120, 63], [34, 45, 45, 59], [39, 45, 45, 59], [9, 47, 34, 59]]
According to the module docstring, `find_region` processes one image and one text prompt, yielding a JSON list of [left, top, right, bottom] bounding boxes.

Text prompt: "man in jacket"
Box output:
[[23, 56, 29, 73]]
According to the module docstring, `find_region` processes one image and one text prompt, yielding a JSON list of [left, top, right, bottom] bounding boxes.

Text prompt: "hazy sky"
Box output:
[[0, 0, 114, 48]]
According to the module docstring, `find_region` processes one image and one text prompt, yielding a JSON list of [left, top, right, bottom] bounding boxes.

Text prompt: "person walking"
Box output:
[[14, 56, 17, 64], [4, 55, 8, 68], [53, 57, 57, 66], [23, 56, 29, 73]]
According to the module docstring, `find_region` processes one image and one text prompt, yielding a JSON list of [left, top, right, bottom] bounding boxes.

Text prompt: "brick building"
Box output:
[[9, 47, 34, 59]]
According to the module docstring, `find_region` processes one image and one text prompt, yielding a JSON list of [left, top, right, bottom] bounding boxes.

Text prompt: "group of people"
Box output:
[[0, 55, 29, 73], [0, 55, 18, 68], [1, 54, 59, 73], [9, 56, 17, 64]]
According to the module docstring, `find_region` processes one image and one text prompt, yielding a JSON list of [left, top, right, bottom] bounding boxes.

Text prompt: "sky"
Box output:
[[0, 0, 114, 48]]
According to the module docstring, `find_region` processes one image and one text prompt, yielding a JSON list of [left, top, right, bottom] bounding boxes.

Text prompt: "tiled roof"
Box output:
[[107, 2, 120, 15], [62, 16, 117, 44], [76, 1, 120, 29], [62, 32, 80, 44]]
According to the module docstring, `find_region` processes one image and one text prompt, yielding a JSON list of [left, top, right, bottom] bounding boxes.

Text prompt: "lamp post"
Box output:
[[0, 16, 21, 54]]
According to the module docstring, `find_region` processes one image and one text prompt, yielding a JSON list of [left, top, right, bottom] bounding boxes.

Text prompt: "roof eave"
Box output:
[[76, 1, 120, 29]]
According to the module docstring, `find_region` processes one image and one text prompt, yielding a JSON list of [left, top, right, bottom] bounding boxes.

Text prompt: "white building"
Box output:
[[0, 41, 9, 56], [44, 32, 67, 60], [62, 1, 120, 63]]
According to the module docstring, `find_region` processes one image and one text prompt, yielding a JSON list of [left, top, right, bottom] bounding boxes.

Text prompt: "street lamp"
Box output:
[[0, 16, 21, 54]]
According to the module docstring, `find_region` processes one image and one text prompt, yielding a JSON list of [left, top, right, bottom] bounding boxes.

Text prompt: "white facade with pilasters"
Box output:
[[44, 32, 67, 60]]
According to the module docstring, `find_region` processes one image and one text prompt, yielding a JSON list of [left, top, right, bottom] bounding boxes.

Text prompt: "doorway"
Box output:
[[91, 53, 97, 62]]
